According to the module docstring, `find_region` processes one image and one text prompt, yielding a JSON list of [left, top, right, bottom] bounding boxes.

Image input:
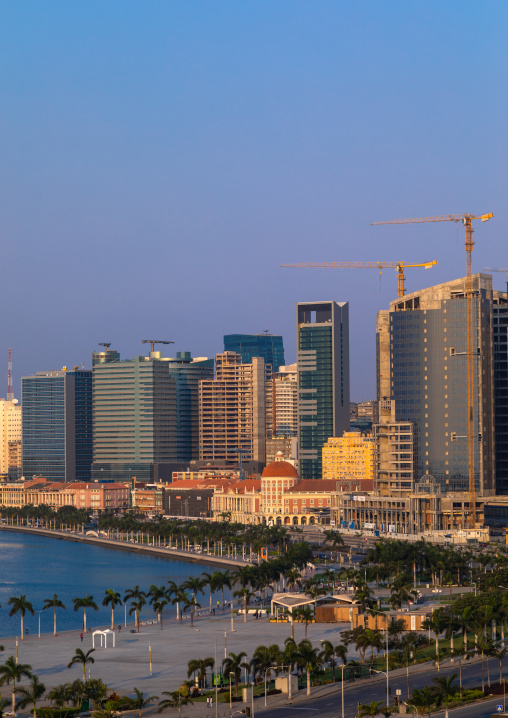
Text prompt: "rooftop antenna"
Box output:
[[142, 340, 174, 353], [7, 348, 13, 401], [99, 343, 111, 351]]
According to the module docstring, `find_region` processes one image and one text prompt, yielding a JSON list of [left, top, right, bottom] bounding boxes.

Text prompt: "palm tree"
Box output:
[[477, 635, 493, 691], [102, 590, 122, 631], [72, 596, 98, 633], [0, 656, 33, 715], [148, 586, 169, 630], [182, 576, 205, 601], [43, 594, 66, 637], [48, 683, 72, 708], [201, 572, 219, 611], [233, 587, 253, 624], [295, 640, 322, 696], [358, 701, 384, 718], [8, 595, 34, 639], [321, 640, 348, 681], [128, 688, 159, 718], [294, 606, 314, 640], [492, 645, 508, 686], [67, 648, 96, 681], [157, 690, 193, 718], [213, 570, 232, 608], [16, 674, 46, 718], [432, 673, 457, 718], [124, 587, 147, 632], [410, 685, 436, 717], [183, 596, 201, 627], [422, 609, 447, 671], [223, 651, 249, 697], [0, 696, 9, 718], [187, 657, 214, 692], [250, 644, 280, 688], [170, 587, 187, 623]]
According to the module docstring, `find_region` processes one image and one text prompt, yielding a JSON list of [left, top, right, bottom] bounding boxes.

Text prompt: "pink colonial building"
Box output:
[[0, 479, 130, 514]]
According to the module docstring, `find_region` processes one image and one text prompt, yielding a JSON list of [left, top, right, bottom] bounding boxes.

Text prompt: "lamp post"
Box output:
[[37, 610, 42, 638]]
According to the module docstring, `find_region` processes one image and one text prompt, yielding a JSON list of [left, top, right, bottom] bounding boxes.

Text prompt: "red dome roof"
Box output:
[[262, 461, 299, 478]]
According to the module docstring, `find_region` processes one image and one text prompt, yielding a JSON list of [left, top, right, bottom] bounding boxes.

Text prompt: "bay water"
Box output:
[[0, 531, 226, 638]]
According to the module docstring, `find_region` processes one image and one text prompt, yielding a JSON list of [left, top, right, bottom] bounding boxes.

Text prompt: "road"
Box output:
[[257, 655, 507, 718]]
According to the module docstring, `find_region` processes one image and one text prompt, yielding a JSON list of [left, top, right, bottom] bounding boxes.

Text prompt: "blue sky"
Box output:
[[1, 1, 507, 399]]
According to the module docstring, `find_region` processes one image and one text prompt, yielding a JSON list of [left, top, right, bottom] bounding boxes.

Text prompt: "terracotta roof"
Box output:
[[285, 479, 337, 493], [261, 461, 299, 478], [166, 480, 204, 489]]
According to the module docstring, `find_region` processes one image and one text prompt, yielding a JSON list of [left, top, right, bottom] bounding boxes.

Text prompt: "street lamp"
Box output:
[[36, 610, 43, 639]]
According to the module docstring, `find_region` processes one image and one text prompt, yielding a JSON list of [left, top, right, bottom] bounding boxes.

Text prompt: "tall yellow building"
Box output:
[[322, 432, 374, 483]]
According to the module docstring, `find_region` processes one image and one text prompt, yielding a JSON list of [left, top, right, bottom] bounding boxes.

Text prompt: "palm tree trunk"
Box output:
[[54, 607, 57, 636], [111, 607, 114, 631], [84, 607, 87, 633], [244, 597, 247, 623], [481, 654, 485, 691], [306, 668, 311, 696], [487, 655, 491, 687], [11, 681, 16, 714], [21, 613, 24, 640]]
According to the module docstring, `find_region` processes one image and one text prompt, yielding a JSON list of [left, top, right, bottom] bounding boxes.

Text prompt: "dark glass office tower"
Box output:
[[224, 334, 284, 372], [376, 274, 496, 496], [297, 301, 350, 480], [493, 286, 508, 494], [167, 352, 214, 461], [21, 369, 92, 482]]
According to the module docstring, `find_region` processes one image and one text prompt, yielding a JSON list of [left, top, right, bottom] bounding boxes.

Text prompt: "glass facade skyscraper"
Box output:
[[21, 369, 92, 482], [224, 334, 284, 372], [297, 301, 350, 480], [167, 351, 214, 461], [92, 353, 177, 483]]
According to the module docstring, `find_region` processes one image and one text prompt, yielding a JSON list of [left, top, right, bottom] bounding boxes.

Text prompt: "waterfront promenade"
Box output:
[[0, 525, 248, 569], [0, 609, 349, 716]]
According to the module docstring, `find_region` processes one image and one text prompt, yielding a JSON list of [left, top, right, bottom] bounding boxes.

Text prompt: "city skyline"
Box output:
[[2, 2, 506, 401]]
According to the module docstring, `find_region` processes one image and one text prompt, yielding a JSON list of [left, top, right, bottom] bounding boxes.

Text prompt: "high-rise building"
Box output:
[[376, 274, 496, 496], [297, 301, 350, 480], [322, 432, 374, 484], [0, 399, 21, 480], [493, 285, 508, 494], [272, 364, 298, 436], [21, 369, 92, 482], [92, 351, 177, 483], [167, 352, 214, 461], [373, 399, 416, 495], [199, 352, 266, 463], [224, 334, 285, 372]]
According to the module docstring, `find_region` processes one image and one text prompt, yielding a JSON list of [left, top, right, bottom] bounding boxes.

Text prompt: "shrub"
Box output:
[[37, 709, 80, 718]]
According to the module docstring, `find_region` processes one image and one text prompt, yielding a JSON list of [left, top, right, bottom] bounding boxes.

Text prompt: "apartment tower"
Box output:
[[199, 352, 266, 463]]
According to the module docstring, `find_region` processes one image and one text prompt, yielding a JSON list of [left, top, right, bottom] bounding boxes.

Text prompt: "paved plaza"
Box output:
[[1, 611, 353, 714]]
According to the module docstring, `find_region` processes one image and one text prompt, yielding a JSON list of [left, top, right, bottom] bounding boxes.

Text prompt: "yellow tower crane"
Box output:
[[280, 260, 438, 298], [372, 212, 494, 527], [483, 266, 508, 278]]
